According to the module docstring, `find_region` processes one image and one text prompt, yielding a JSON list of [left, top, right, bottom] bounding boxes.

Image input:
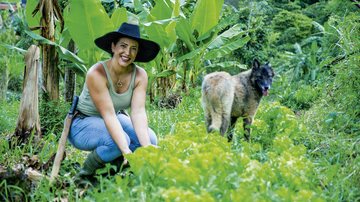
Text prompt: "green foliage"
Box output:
[[85, 101, 323, 201], [0, 9, 23, 102], [148, 88, 204, 137], [0, 100, 19, 134], [272, 10, 314, 47], [302, 1, 329, 24], [39, 99, 69, 135], [299, 11, 360, 201], [235, 0, 275, 63], [272, 76, 320, 111]]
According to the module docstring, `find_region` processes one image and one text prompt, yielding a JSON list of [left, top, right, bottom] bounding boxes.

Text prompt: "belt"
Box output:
[[75, 110, 88, 119]]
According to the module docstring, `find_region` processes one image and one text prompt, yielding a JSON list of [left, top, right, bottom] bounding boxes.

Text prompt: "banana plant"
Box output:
[[27, 0, 248, 102], [25, 0, 88, 101], [128, 0, 250, 97], [174, 1, 250, 87], [25, 0, 64, 100]]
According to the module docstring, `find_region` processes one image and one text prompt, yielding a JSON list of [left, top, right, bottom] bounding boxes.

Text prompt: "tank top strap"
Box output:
[[130, 64, 137, 89], [100, 61, 115, 90]]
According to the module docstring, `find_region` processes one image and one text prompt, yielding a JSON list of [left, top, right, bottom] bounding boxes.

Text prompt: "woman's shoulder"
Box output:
[[134, 65, 147, 78], [87, 62, 106, 77], [133, 64, 148, 86], [86, 62, 107, 84]]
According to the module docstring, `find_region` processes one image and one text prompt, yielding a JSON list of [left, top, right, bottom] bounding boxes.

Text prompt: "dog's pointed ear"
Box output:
[[252, 59, 260, 69]]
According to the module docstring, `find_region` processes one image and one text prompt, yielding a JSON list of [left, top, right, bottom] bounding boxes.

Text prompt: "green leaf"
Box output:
[[175, 17, 195, 51], [25, 0, 41, 31], [149, 0, 172, 20], [172, 0, 181, 17], [207, 24, 246, 50], [190, 0, 224, 38], [176, 47, 204, 62], [59, 28, 72, 48], [143, 19, 177, 49], [25, 30, 87, 75], [1, 44, 27, 54], [206, 61, 247, 70], [111, 7, 128, 27], [156, 70, 176, 78], [64, 0, 113, 52], [133, 0, 149, 22], [25, 30, 56, 46], [165, 21, 178, 47], [204, 36, 250, 60]]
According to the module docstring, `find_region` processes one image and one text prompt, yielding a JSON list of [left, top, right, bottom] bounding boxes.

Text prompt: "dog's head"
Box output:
[[251, 59, 275, 96]]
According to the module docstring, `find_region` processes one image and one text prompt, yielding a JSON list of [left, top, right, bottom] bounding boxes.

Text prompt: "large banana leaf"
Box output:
[[176, 47, 204, 62], [172, 0, 181, 17], [133, 0, 150, 22], [204, 36, 250, 60], [206, 61, 247, 70], [143, 19, 177, 49], [165, 21, 178, 47], [25, 30, 87, 75], [190, 0, 224, 39], [175, 17, 196, 51], [197, 10, 239, 43], [111, 7, 128, 27], [207, 24, 246, 50], [63, 0, 113, 53], [149, 0, 172, 20]]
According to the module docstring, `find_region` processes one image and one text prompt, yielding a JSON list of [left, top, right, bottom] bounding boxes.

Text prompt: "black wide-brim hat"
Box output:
[[94, 23, 160, 62]]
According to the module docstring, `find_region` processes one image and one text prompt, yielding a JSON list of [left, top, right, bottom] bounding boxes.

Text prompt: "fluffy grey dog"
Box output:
[[201, 59, 274, 141]]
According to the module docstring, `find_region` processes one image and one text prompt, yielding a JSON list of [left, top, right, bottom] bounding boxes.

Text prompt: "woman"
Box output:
[[68, 22, 160, 177]]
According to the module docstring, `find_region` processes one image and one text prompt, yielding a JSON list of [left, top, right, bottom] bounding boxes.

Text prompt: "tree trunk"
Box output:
[[13, 45, 41, 144], [64, 40, 76, 102], [0, 64, 8, 101], [41, 0, 59, 101]]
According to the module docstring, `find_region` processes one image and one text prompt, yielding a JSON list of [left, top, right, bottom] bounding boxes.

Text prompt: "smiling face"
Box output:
[[111, 37, 139, 67]]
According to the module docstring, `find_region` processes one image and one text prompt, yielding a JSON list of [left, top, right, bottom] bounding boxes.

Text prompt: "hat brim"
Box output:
[[94, 32, 160, 62]]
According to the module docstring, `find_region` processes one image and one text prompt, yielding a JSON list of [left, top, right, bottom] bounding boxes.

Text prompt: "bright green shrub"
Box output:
[[87, 102, 323, 201]]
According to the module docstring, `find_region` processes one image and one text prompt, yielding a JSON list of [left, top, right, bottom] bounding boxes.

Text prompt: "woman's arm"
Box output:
[[130, 67, 151, 146], [87, 63, 132, 155]]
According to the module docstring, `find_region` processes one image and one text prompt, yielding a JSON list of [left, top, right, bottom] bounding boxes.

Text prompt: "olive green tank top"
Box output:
[[76, 61, 136, 117]]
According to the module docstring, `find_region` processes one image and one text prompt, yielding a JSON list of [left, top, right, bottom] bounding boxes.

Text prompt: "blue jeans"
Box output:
[[68, 113, 157, 162]]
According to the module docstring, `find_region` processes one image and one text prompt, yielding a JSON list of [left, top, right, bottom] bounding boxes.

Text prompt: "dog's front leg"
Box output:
[[243, 117, 252, 141]]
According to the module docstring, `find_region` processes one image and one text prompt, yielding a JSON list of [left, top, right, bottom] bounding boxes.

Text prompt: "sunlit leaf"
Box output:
[[204, 36, 250, 59], [111, 7, 128, 27], [63, 0, 113, 52], [190, 0, 224, 38]]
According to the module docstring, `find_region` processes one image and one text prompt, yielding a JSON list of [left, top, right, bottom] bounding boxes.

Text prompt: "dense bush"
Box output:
[[39, 99, 70, 135], [272, 10, 314, 47]]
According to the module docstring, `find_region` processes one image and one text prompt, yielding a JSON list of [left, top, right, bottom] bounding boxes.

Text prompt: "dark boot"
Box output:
[[75, 150, 105, 186], [108, 155, 131, 175]]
